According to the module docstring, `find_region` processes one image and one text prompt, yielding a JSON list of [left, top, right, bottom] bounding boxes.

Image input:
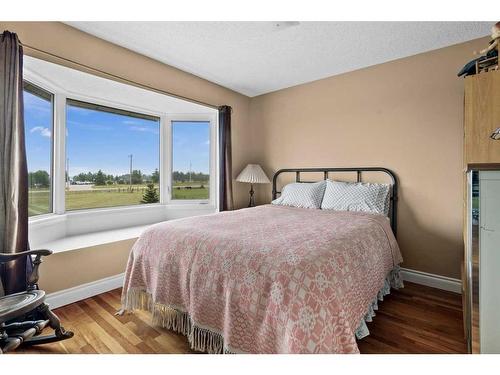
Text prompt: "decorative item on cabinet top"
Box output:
[[458, 21, 499, 77], [491, 128, 500, 140]]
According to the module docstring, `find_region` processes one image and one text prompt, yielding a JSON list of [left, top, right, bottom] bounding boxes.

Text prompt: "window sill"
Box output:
[[29, 203, 217, 250], [35, 224, 150, 254]]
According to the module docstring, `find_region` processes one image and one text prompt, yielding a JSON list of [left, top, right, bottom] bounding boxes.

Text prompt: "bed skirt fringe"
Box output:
[[123, 289, 232, 354], [354, 266, 404, 340], [123, 266, 403, 352]]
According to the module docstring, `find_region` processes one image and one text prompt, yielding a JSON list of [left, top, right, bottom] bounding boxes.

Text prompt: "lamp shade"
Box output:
[[236, 164, 270, 184]]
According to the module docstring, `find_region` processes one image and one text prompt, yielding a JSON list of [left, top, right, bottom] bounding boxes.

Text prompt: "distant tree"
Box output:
[[75, 172, 95, 183], [73, 172, 89, 183], [94, 170, 106, 186], [86, 172, 95, 182], [151, 168, 160, 184], [172, 171, 182, 183], [131, 170, 143, 185], [29, 170, 50, 188], [106, 180, 114, 185], [141, 183, 159, 204], [193, 172, 209, 182], [172, 170, 208, 184]]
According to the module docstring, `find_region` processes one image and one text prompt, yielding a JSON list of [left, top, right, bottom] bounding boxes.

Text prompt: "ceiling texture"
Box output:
[[66, 22, 491, 97]]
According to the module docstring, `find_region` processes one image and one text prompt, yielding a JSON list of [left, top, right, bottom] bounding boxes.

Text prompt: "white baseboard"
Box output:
[[401, 267, 462, 294], [44, 268, 461, 310], [45, 273, 125, 309]]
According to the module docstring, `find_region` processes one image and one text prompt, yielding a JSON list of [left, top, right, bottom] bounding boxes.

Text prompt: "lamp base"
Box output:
[[248, 184, 255, 207]]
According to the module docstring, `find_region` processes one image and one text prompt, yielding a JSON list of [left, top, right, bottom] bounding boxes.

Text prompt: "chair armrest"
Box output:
[[0, 250, 53, 291], [0, 249, 52, 264]]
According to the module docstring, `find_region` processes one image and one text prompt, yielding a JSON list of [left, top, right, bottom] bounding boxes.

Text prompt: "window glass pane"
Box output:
[[24, 82, 53, 216], [172, 121, 210, 200], [66, 100, 160, 210]]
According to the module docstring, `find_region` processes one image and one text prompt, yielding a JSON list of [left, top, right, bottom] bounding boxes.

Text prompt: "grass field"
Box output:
[[28, 189, 52, 216], [472, 196, 479, 210], [28, 182, 209, 216]]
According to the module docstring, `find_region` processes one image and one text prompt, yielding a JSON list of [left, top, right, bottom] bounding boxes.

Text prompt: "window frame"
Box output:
[[24, 64, 219, 243], [64, 97, 162, 213], [24, 80, 55, 218], [166, 114, 218, 207]]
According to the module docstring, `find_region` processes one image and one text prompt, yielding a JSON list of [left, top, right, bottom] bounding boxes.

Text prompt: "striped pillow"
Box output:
[[272, 181, 326, 209], [321, 180, 390, 215]]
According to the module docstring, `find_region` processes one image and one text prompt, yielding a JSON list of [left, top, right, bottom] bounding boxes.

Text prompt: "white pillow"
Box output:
[[321, 180, 390, 215], [271, 181, 326, 209]]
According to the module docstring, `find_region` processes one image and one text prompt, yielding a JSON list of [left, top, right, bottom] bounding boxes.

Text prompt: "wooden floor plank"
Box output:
[[13, 282, 466, 354]]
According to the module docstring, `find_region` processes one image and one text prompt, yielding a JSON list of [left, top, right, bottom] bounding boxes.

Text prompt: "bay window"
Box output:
[[24, 56, 218, 243]]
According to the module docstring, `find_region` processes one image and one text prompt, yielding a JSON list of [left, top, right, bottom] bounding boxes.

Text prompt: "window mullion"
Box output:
[[163, 116, 173, 205], [53, 93, 67, 214], [160, 115, 169, 205]]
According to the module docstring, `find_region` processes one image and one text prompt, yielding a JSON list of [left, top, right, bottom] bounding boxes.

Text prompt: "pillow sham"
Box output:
[[271, 181, 326, 209], [321, 180, 391, 215]]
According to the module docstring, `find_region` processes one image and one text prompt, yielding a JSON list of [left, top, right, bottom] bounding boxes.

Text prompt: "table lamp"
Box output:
[[236, 164, 270, 207]]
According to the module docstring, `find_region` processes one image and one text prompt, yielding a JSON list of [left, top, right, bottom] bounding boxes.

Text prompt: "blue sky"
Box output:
[[66, 104, 160, 177], [24, 89, 210, 177], [24, 91, 52, 175], [172, 121, 210, 175]]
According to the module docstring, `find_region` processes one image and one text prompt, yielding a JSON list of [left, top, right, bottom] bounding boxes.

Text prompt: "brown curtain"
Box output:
[[218, 105, 234, 211], [0, 31, 29, 295]]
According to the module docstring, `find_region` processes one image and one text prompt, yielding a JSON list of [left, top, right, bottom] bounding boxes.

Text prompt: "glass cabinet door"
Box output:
[[466, 170, 480, 353], [467, 170, 500, 354]]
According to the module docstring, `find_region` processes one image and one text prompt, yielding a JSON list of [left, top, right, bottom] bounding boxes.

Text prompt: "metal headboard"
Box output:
[[272, 167, 398, 236]]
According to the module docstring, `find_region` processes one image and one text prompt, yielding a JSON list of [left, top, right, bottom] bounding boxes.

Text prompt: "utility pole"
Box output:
[[128, 154, 133, 189], [189, 161, 192, 183]]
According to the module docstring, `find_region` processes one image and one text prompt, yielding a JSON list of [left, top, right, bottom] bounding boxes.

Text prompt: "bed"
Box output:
[[121, 167, 403, 354]]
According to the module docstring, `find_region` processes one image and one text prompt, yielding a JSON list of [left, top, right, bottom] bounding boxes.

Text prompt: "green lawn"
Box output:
[[172, 186, 209, 200], [65, 189, 147, 211], [28, 189, 51, 216], [472, 196, 479, 210], [28, 182, 209, 216]]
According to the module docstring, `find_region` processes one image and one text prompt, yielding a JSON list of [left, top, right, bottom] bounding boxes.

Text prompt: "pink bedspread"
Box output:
[[122, 204, 402, 353]]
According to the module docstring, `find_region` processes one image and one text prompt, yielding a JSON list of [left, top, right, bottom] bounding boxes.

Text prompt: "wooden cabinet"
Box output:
[[464, 70, 500, 164]]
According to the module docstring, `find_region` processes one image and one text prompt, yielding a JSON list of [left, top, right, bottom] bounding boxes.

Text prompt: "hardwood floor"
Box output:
[[16, 282, 466, 354], [357, 282, 466, 353]]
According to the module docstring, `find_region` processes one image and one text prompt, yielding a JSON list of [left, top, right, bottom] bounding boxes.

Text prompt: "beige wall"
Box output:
[[250, 37, 489, 279], [40, 239, 135, 294]]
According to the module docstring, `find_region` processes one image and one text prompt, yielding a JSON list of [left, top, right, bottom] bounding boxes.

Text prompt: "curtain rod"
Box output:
[[20, 43, 221, 111]]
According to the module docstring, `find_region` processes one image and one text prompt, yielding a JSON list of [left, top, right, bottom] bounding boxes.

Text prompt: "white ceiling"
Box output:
[[65, 22, 491, 97]]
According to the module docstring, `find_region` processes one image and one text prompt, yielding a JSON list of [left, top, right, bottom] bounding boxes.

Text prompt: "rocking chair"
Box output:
[[0, 250, 74, 353]]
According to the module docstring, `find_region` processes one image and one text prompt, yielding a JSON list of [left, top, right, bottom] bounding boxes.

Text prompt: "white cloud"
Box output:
[[122, 120, 139, 125], [30, 126, 51, 138], [129, 125, 159, 135]]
